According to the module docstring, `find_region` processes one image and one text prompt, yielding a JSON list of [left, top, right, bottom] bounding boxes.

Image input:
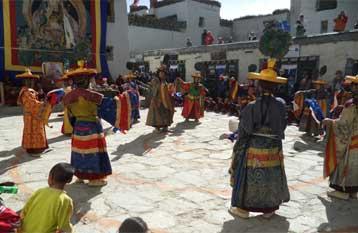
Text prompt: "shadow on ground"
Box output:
[[66, 183, 103, 226], [221, 214, 290, 233], [293, 134, 325, 154], [317, 196, 358, 232], [111, 132, 166, 160], [168, 120, 201, 137], [0, 147, 39, 176]]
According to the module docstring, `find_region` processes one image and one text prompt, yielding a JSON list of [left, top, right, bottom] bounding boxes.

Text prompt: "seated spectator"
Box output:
[[248, 31, 257, 41], [296, 20, 306, 37], [20, 163, 74, 233], [118, 217, 148, 233], [354, 20, 358, 30], [205, 31, 215, 45], [186, 38, 193, 47], [334, 11, 348, 32]]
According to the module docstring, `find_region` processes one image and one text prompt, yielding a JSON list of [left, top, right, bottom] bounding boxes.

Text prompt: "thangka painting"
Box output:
[[2, 0, 106, 72]]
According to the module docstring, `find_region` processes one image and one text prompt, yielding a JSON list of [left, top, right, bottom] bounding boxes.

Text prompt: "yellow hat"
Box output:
[[16, 68, 40, 79], [312, 79, 328, 85], [345, 75, 358, 84], [62, 60, 97, 80], [192, 72, 202, 79], [157, 64, 167, 72], [248, 59, 287, 84], [124, 72, 137, 80]]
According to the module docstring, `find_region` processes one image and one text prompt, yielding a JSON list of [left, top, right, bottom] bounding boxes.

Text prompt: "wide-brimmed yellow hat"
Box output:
[[312, 79, 328, 85], [16, 68, 40, 79], [248, 59, 287, 84], [345, 75, 358, 84], [192, 72, 202, 79], [62, 60, 97, 80]]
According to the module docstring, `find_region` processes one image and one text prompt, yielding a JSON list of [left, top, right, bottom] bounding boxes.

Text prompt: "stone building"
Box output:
[[142, 31, 358, 84], [290, 0, 358, 36]]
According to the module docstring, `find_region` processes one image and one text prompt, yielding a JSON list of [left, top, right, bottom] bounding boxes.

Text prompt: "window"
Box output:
[[199, 17, 205, 27], [321, 20, 328, 33], [106, 46, 114, 61], [107, 0, 115, 22], [316, 0, 337, 11]]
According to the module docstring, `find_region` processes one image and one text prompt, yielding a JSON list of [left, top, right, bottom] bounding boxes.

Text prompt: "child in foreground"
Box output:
[[20, 163, 74, 233], [118, 217, 148, 233]]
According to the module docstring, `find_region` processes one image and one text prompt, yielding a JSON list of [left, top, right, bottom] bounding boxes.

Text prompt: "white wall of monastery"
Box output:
[[107, 0, 130, 78], [143, 34, 358, 83], [185, 0, 221, 46], [290, 0, 358, 36], [128, 26, 186, 56], [299, 41, 358, 81], [232, 12, 289, 42]]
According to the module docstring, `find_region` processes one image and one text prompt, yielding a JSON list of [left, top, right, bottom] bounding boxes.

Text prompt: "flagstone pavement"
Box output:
[[0, 107, 357, 233]]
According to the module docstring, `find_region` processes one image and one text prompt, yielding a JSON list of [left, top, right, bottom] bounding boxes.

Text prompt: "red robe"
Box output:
[[181, 82, 206, 119]]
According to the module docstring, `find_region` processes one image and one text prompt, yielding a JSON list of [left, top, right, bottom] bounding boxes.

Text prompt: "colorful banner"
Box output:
[[1, 0, 109, 76]]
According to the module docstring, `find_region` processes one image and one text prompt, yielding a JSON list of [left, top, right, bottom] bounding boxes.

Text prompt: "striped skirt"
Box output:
[[71, 120, 112, 180]]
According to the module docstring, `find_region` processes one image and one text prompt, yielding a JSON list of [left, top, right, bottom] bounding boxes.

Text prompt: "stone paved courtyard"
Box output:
[[0, 107, 358, 233]]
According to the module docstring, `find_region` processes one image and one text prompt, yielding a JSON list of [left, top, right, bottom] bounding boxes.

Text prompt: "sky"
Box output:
[[126, 0, 291, 20]]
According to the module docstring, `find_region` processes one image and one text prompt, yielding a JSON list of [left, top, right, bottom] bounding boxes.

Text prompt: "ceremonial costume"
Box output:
[[16, 70, 48, 154], [146, 65, 175, 131], [294, 80, 329, 136], [324, 75, 358, 200], [229, 60, 290, 218], [330, 82, 352, 119], [62, 62, 111, 186], [180, 72, 207, 121], [123, 72, 140, 124]]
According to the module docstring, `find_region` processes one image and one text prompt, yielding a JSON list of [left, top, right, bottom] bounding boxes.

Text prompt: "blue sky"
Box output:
[[126, 0, 290, 20]]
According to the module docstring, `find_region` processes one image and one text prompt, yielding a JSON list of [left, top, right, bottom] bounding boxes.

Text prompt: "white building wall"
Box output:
[[291, 0, 358, 36], [128, 26, 186, 56], [143, 38, 358, 83], [300, 41, 358, 81], [186, 0, 221, 46], [232, 12, 290, 42], [227, 49, 263, 82], [218, 25, 232, 41], [154, 1, 188, 21], [107, 0, 130, 78]]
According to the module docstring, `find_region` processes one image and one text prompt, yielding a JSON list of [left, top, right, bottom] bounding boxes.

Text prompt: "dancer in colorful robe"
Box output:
[[146, 65, 175, 132], [16, 70, 48, 155], [229, 59, 290, 219], [330, 80, 352, 119], [179, 72, 207, 122], [323, 75, 358, 200], [294, 80, 329, 136], [62, 61, 111, 186], [123, 72, 140, 124]]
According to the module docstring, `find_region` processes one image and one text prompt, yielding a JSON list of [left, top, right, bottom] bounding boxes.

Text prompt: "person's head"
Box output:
[[48, 163, 74, 189], [186, 38, 191, 42], [339, 11, 345, 16], [299, 14, 304, 21], [335, 70, 343, 79], [23, 78, 37, 89], [258, 80, 277, 94], [118, 217, 148, 233], [203, 29, 207, 33], [73, 76, 92, 88]]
